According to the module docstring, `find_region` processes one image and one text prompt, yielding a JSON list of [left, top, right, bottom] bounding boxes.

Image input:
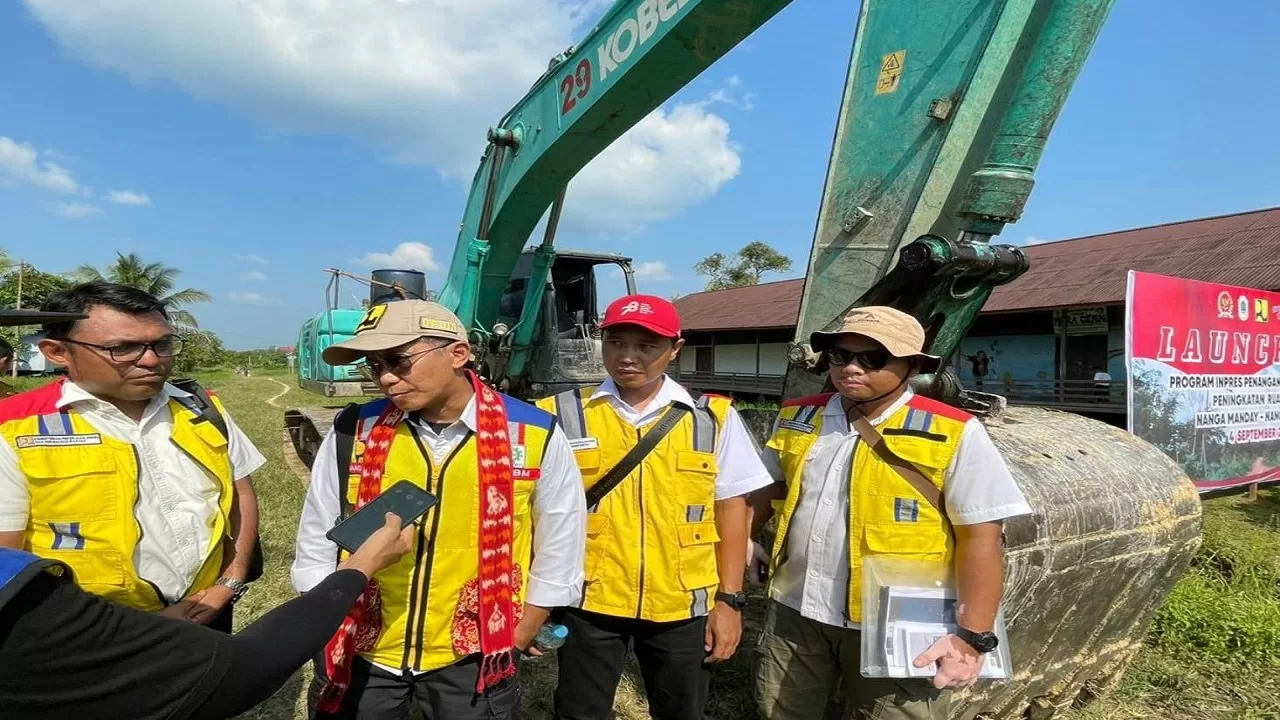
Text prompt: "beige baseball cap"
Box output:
[[810, 306, 941, 372], [322, 300, 467, 366]]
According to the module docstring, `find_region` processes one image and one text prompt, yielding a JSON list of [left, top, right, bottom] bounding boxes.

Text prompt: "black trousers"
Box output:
[[553, 608, 710, 720], [306, 652, 523, 720]]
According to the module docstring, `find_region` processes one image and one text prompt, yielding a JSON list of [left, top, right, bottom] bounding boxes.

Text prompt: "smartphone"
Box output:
[[326, 480, 438, 554]]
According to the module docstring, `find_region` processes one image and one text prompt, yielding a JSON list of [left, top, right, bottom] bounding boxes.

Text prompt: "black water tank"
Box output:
[[369, 269, 427, 306]]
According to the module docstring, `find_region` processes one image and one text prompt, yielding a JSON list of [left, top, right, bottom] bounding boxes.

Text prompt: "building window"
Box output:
[[695, 346, 714, 373]]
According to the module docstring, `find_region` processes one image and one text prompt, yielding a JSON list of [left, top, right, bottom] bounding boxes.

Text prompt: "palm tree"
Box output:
[[71, 252, 212, 328]]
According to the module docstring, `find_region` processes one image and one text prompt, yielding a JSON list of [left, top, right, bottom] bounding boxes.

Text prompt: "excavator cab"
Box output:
[[495, 248, 636, 397]]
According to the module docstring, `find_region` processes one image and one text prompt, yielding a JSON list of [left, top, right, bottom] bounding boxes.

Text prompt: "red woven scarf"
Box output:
[[314, 370, 518, 713]]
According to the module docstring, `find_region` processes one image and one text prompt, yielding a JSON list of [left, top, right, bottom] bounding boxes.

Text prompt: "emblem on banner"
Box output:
[[1237, 296, 1250, 322], [1255, 298, 1270, 324], [1217, 291, 1234, 319]]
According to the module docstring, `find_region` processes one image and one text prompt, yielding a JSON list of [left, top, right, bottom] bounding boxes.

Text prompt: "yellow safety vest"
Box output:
[[536, 386, 731, 623], [765, 392, 968, 623], [0, 379, 236, 612], [338, 395, 551, 673]]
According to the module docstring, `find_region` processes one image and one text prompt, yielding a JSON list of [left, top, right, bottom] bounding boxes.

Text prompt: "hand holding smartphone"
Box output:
[[327, 480, 438, 554]]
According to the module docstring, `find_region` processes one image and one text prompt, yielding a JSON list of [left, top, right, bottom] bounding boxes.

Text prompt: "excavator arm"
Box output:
[[436, 0, 1114, 396]]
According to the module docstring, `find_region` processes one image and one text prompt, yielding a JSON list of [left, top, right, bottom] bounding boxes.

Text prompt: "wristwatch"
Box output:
[[715, 591, 748, 611], [954, 625, 999, 654], [214, 577, 250, 604]]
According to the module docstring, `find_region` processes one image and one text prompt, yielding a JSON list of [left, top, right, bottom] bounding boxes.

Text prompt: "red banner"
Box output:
[[1126, 271, 1280, 492]]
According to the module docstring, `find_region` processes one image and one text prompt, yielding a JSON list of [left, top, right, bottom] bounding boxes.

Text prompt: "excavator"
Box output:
[[284, 1, 1202, 717]]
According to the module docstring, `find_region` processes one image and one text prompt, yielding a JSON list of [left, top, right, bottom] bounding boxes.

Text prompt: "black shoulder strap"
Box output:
[[584, 402, 691, 509], [333, 403, 361, 518], [170, 378, 228, 440]]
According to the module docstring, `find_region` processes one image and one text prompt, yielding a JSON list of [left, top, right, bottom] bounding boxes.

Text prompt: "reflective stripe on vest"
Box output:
[[0, 386, 236, 612], [765, 394, 967, 624], [538, 386, 729, 623], [340, 395, 551, 673]]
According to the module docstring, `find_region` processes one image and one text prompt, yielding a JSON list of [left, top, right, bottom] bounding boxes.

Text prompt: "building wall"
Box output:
[[957, 334, 1056, 384], [678, 342, 789, 375]]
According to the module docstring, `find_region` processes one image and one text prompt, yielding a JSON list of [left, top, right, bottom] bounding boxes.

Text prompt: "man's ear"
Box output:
[[39, 339, 71, 368], [449, 341, 472, 370], [670, 337, 686, 359]]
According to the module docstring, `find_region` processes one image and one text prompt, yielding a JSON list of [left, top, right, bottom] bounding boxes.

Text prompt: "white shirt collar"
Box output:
[[823, 387, 914, 426], [591, 374, 695, 412], [55, 378, 190, 411]]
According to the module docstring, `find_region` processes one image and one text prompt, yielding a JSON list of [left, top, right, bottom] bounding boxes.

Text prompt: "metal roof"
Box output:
[[673, 206, 1280, 330]]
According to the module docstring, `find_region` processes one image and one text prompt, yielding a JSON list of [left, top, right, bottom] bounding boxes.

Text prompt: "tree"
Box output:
[[71, 252, 212, 329], [174, 329, 226, 374], [693, 241, 792, 291], [0, 261, 74, 357]]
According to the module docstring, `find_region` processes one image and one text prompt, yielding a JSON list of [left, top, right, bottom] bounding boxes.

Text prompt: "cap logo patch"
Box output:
[[355, 305, 387, 333], [620, 301, 653, 315], [420, 318, 460, 334]]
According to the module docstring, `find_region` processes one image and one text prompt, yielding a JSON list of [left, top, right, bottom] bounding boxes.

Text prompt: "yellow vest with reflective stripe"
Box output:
[[765, 393, 968, 623], [536, 386, 730, 623], [0, 379, 235, 612], [339, 395, 550, 673]]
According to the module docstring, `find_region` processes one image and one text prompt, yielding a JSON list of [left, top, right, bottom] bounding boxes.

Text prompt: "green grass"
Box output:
[[16, 372, 1280, 718]]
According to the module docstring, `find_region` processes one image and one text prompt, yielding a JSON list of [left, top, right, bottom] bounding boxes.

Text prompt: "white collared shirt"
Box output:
[[762, 389, 1031, 629], [0, 380, 266, 603], [589, 376, 775, 501], [291, 392, 588, 674]]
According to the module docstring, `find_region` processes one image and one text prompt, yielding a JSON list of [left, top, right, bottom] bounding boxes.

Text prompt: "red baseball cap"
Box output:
[[601, 294, 681, 338]]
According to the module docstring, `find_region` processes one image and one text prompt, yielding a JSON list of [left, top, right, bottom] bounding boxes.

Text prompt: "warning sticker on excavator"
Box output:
[[876, 50, 905, 95]]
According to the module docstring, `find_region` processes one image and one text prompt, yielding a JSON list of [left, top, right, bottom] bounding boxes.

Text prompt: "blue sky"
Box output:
[[1, 0, 1276, 350]]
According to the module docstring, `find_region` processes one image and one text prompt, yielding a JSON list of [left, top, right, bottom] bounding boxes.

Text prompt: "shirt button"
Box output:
[[808, 570, 819, 579], [823, 498, 834, 506], [811, 534, 823, 543]]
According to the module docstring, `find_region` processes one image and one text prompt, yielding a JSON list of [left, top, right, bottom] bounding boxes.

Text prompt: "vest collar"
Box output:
[[823, 387, 915, 427], [54, 379, 190, 412]]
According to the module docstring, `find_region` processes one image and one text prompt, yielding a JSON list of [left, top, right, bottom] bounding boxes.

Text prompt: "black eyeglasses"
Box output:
[[357, 344, 453, 380], [60, 338, 185, 363], [825, 347, 890, 371]]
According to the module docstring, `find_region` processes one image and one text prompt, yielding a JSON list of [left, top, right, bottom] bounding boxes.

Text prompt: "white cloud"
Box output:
[[229, 292, 268, 303], [107, 189, 152, 206], [241, 271, 267, 281], [563, 101, 742, 234], [0, 136, 79, 193], [24, 1, 745, 233], [356, 242, 440, 272], [55, 202, 101, 218], [1021, 235, 1052, 246], [235, 254, 269, 265], [632, 261, 672, 281]]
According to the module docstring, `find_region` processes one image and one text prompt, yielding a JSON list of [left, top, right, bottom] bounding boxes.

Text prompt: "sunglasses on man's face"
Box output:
[[825, 347, 891, 371]]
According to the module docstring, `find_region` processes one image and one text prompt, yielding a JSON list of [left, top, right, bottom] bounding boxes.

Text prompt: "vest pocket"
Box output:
[[514, 480, 535, 517], [676, 520, 720, 590], [863, 522, 948, 557], [45, 547, 127, 591], [573, 448, 603, 483], [21, 450, 119, 522], [584, 513, 611, 580]]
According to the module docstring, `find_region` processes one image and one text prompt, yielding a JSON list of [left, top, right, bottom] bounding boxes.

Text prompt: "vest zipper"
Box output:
[[634, 428, 646, 619], [403, 427, 469, 672], [400, 428, 434, 673]]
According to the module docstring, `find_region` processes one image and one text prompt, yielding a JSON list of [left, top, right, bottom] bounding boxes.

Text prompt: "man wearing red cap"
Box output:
[[537, 294, 773, 720]]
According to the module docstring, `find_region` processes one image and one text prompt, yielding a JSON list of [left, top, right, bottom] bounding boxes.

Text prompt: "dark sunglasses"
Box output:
[[825, 347, 891, 371]]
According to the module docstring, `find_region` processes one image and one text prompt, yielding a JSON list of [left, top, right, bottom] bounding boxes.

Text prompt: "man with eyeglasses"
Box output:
[[291, 299, 586, 720], [747, 306, 1031, 720], [0, 281, 266, 632]]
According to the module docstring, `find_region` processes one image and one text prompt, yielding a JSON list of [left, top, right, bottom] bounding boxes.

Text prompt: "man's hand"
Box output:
[[184, 585, 236, 625], [156, 599, 201, 622], [912, 633, 984, 689], [703, 603, 742, 664], [514, 604, 551, 658]]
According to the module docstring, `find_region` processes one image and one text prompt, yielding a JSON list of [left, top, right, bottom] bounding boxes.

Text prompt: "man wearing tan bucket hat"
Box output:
[[291, 299, 587, 720], [747, 306, 1030, 720]]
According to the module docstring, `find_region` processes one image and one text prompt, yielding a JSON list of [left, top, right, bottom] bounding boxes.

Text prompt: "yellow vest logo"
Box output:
[[356, 305, 388, 333]]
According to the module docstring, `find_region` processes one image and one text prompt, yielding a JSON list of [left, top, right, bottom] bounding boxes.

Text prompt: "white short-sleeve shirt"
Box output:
[[761, 389, 1032, 629], [0, 381, 266, 603]]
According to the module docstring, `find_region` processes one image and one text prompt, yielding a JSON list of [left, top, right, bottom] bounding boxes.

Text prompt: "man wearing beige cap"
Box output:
[[747, 306, 1030, 720], [291, 299, 587, 719]]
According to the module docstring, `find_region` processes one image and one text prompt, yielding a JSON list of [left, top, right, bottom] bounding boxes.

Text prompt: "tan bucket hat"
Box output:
[[322, 300, 467, 366], [810, 306, 941, 373]]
